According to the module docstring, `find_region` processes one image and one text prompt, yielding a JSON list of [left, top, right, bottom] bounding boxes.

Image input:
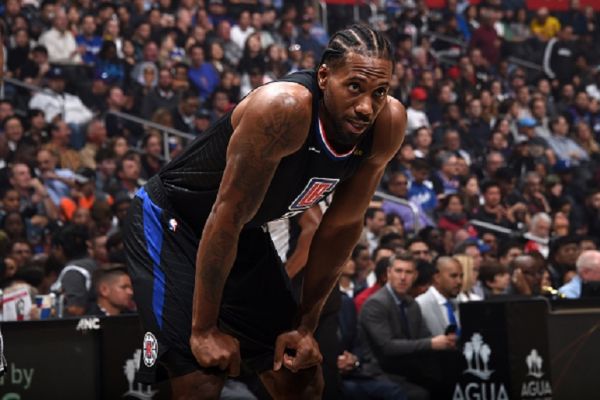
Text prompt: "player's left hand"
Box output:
[[273, 328, 322, 373]]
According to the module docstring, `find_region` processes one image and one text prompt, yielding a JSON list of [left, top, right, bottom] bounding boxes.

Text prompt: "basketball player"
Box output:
[[124, 25, 406, 399]]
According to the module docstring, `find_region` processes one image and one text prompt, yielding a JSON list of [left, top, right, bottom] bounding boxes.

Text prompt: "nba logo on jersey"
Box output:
[[289, 177, 339, 211]]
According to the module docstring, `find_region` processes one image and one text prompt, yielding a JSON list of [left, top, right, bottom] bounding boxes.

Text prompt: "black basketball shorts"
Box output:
[[123, 181, 298, 383]]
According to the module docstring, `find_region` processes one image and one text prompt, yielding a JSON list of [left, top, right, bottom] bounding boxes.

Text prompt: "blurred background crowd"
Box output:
[[1, 0, 600, 398]]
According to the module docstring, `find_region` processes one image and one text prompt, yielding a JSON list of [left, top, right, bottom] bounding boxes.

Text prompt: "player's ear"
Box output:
[[317, 64, 329, 90]]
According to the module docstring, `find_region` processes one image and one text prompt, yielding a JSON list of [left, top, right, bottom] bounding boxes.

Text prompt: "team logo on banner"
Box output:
[[143, 332, 158, 367], [289, 177, 339, 211]]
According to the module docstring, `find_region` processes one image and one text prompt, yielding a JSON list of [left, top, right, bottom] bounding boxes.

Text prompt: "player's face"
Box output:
[[318, 52, 392, 147]]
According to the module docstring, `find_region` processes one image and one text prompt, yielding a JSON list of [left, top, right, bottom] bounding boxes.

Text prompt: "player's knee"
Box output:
[[170, 370, 226, 400]]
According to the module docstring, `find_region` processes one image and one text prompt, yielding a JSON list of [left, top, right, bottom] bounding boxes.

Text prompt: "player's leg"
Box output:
[[258, 365, 323, 400], [169, 369, 227, 400], [125, 188, 225, 399]]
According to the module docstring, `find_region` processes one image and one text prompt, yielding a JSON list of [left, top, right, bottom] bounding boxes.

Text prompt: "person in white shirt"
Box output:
[[37, 9, 82, 65], [28, 67, 93, 126], [230, 11, 256, 51], [416, 257, 463, 336], [406, 87, 430, 135]]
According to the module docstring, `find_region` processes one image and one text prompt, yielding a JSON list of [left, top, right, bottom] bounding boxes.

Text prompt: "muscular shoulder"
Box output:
[[370, 96, 407, 163], [232, 82, 312, 133]]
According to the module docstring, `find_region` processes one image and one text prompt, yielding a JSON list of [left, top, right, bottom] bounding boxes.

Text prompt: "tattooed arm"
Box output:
[[189, 83, 311, 376]]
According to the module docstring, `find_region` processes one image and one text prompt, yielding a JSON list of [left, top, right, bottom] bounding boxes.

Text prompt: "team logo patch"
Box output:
[[289, 177, 339, 211], [143, 332, 158, 367]]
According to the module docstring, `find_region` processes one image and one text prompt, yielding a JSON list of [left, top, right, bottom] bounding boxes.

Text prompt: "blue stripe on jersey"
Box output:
[[138, 187, 166, 329]]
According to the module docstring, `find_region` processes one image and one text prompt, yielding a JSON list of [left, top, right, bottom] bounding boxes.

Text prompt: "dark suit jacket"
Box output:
[[358, 286, 432, 376]]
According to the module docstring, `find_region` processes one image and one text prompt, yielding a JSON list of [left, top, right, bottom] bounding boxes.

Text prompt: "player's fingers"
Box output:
[[283, 353, 297, 372], [273, 335, 289, 371], [228, 348, 241, 377]]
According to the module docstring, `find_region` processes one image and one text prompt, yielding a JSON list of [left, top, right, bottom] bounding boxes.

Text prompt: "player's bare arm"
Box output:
[[291, 97, 407, 365], [190, 83, 312, 375]]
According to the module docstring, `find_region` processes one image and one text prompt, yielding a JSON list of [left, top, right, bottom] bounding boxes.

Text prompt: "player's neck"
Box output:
[[318, 101, 358, 154]]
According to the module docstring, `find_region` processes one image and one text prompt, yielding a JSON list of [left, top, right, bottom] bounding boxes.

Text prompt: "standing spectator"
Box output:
[[37, 9, 82, 65]]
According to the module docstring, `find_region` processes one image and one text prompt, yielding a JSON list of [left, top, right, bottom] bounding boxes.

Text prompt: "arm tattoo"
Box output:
[[198, 229, 236, 304]]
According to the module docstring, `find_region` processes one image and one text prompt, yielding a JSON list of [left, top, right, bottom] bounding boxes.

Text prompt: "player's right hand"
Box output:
[[190, 327, 241, 377]]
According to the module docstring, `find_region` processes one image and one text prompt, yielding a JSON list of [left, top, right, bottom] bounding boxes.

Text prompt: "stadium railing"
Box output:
[[1, 76, 194, 162]]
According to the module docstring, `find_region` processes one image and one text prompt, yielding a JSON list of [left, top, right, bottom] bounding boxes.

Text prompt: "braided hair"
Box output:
[[319, 24, 394, 71]]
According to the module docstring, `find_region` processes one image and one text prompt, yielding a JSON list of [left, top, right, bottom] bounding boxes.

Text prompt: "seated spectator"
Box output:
[[416, 257, 463, 336], [559, 250, 600, 299], [508, 254, 544, 296], [548, 234, 581, 288], [430, 151, 460, 196], [437, 194, 475, 235], [359, 254, 457, 400], [381, 171, 434, 233], [479, 261, 510, 298], [28, 67, 93, 132], [454, 254, 482, 302], [49, 224, 98, 316], [86, 266, 134, 316], [408, 159, 437, 218], [354, 257, 390, 314], [524, 212, 551, 257], [140, 68, 180, 119]]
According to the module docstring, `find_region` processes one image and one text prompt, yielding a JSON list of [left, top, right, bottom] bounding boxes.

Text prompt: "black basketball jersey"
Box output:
[[158, 70, 374, 235]]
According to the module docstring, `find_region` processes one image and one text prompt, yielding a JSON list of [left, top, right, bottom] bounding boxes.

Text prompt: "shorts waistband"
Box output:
[[141, 175, 172, 211]]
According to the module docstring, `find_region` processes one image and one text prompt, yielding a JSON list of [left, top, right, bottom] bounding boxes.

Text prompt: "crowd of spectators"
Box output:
[[1, 0, 600, 398]]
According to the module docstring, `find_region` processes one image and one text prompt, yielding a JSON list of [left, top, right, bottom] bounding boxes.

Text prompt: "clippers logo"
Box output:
[[289, 178, 339, 211], [143, 332, 158, 367]]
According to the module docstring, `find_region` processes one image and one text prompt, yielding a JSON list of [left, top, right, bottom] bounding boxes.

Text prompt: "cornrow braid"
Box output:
[[319, 24, 394, 71]]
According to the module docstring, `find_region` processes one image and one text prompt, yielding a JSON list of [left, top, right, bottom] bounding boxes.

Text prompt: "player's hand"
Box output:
[[273, 328, 322, 373], [190, 327, 241, 377]]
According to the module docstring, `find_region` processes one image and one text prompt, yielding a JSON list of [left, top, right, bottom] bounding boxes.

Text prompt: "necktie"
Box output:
[[398, 302, 411, 339], [444, 301, 460, 336]]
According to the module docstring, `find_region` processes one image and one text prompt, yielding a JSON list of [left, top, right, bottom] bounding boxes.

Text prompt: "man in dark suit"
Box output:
[[358, 254, 457, 400]]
